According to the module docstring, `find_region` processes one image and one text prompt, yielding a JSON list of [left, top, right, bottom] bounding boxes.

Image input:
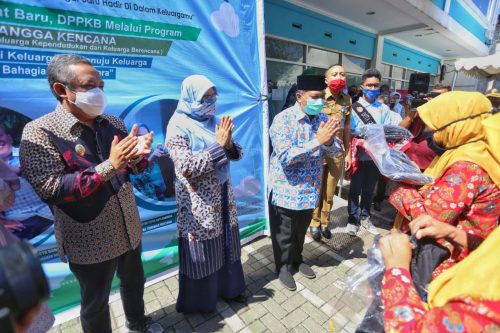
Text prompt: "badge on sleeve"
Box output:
[[75, 144, 86, 156]]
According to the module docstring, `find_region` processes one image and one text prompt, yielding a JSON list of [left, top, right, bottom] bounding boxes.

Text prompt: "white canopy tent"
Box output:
[[452, 44, 500, 91]]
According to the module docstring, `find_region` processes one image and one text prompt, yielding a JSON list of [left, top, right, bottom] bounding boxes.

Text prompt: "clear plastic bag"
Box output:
[[345, 243, 384, 303], [344, 236, 386, 332], [363, 125, 434, 185]]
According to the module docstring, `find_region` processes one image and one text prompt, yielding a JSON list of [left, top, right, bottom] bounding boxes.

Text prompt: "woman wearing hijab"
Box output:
[[166, 75, 245, 313], [379, 226, 500, 332], [389, 92, 500, 279]]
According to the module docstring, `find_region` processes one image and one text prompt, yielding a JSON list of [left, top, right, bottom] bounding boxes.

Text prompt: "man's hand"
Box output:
[[317, 118, 340, 146], [0, 216, 25, 232], [130, 124, 153, 158], [344, 152, 352, 171], [108, 134, 138, 170], [378, 229, 412, 271], [409, 215, 456, 241], [216, 115, 234, 149]]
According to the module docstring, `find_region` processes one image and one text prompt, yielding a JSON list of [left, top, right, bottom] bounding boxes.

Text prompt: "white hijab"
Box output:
[[176, 75, 216, 120], [167, 75, 229, 184]]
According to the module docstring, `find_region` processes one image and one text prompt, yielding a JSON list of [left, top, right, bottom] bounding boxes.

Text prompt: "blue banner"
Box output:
[[0, 0, 266, 314]]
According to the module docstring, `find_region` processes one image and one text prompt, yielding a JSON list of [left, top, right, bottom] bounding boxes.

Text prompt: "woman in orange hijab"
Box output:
[[389, 92, 499, 278]]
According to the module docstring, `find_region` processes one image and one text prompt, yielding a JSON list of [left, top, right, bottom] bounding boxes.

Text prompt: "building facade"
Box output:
[[264, 0, 499, 111]]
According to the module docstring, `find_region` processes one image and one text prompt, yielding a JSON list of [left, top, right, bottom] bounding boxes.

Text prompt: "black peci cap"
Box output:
[[296, 75, 326, 91]]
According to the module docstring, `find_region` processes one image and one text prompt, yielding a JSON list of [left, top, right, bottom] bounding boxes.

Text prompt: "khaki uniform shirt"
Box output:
[[322, 90, 352, 157]]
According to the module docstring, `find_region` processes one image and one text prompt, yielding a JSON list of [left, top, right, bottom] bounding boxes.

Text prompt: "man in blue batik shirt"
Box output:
[[268, 75, 341, 291], [347, 68, 401, 236]]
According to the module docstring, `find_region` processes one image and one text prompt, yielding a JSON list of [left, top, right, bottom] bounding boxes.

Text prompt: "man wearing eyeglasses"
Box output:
[[347, 69, 402, 236]]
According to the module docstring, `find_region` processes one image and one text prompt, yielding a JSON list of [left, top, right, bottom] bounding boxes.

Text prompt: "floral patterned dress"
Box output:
[[389, 161, 500, 278], [166, 111, 245, 314], [382, 267, 500, 333]]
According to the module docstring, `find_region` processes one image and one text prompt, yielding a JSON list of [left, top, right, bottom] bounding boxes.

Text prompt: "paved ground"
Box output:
[[48, 195, 397, 333]]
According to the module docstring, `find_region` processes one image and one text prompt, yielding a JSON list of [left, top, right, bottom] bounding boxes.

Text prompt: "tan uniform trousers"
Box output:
[[310, 155, 343, 228]]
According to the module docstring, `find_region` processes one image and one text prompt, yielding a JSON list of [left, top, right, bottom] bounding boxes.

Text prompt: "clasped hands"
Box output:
[[216, 115, 234, 150], [109, 124, 153, 170], [317, 118, 340, 146]]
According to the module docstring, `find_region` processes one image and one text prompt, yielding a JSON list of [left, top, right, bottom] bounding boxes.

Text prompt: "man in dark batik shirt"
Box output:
[[20, 54, 163, 333]]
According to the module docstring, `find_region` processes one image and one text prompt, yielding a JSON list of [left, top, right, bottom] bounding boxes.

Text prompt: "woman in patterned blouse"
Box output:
[[389, 92, 500, 279], [379, 227, 499, 332], [166, 75, 245, 313]]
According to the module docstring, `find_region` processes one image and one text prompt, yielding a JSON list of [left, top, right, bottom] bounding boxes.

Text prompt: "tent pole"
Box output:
[[451, 70, 458, 90]]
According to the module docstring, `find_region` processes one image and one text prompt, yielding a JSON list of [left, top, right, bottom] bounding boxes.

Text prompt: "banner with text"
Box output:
[[0, 0, 266, 314]]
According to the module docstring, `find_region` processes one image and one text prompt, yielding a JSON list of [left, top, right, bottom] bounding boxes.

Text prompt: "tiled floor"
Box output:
[[48, 196, 397, 332]]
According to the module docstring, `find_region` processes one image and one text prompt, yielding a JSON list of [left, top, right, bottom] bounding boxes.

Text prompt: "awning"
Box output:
[[454, 45, 500, 79]]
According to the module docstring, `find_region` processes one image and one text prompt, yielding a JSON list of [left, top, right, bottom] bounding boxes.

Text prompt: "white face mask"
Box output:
[[66, 87, 107, 117]]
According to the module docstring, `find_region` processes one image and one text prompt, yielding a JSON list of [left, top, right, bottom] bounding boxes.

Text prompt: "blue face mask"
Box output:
[[304, 98, 325, 115], [363, 88, 380, 102], [203, 96, 217, 106]]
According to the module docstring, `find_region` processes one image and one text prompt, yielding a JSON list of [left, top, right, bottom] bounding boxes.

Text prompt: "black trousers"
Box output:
[[69, 245, 146, 333], [347, 160, 380, 224], [373, 174, 386, 204], [269, 194, 313, 273]]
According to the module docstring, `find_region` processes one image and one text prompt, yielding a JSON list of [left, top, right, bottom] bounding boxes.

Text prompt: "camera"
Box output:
[[405, 91, 440, 110], [0, 241, 50, 333], [405, 73, 432, 110]]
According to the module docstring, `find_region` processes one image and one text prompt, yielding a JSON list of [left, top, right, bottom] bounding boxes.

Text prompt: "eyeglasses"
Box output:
[[202, 88, 218, 102], [202, 92, 217, 100], [364, 83, 380, 88]]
